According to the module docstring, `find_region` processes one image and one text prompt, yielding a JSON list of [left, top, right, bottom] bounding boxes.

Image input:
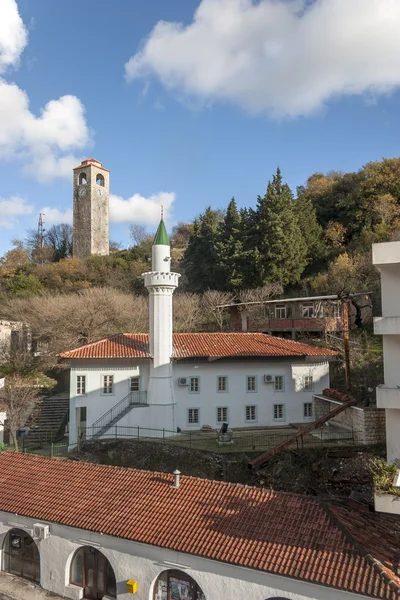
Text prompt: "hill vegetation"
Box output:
[[0, 156, 397, 396]]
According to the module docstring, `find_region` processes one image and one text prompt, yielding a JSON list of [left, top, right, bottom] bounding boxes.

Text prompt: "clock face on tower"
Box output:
[[78, 187, 86, 198]]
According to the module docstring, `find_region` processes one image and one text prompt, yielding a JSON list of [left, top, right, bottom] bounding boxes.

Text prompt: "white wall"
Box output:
[[373, 242, 400, 463], [0, 512, 374, 600], [69, 358, 329, 438], [172, 360, 329, 430], [0, 412, 5, 445], [386, 409, 400, 463]]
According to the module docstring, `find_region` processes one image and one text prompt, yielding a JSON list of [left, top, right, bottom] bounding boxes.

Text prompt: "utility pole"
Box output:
[[37, 213, 45, 265], [342, 298, 351, 391]]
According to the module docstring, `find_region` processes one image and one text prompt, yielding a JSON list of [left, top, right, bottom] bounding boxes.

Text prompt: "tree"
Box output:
[[217, 198, 247, 290], [129, 224, 150, 247], [44, 224, 73, 262], [4, 273, 43, 298], [0, 248, 30, 277], [1, 288, 149, 360], [183, 208, 224, 292], [173, 293, 203, 332], [324, 221, 347, 249], [294, 191, 325, 267], [253, 168, 307, 287], [201, 290, 234, 331], [0, 375, 42, 450], [171, 222, 193, 248]]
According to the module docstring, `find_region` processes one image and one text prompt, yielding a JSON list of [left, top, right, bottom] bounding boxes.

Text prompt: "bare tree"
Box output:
[[202, 290, 234, 331], [129, 224, 151, 246], [1, 288, 149, 361], [237, 284, 283, 328], [0, 375, 41, 451], [173, 293, 203, 332]]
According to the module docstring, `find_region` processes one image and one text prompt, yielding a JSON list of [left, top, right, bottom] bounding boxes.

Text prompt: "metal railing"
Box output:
[[91, 391, 148, 437], [79, 424, 356, 454]]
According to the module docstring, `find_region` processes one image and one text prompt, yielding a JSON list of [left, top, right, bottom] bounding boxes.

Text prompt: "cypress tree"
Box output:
[[294, 190, 326, 268], [254, 168, 307, 287], [183, 207, 223, 292], [217, 198, 246, 290]]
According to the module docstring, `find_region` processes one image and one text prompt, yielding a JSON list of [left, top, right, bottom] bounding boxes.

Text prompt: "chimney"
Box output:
[[172, 469, 181, 488]]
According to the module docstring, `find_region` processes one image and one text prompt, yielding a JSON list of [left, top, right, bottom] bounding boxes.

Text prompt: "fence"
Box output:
[[78, 425, 356, 454], [2, 425, 355, 459]]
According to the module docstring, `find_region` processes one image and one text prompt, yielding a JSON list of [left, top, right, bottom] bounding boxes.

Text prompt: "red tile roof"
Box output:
[[0, 453, 398, 599], [58, 332, 337, 360]]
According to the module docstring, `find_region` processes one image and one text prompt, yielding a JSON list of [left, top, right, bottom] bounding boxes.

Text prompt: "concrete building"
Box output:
[[73, 158, 110, 259], [59, 219, 336, 446], [0, 452, 398, 600], [373, 241, 400, 462]]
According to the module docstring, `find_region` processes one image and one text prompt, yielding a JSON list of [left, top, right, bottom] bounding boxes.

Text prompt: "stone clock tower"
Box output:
[[72, 158, 110, 259]]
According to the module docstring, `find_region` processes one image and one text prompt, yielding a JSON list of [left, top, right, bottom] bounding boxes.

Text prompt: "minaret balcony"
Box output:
[[143, 271, 180, 288]]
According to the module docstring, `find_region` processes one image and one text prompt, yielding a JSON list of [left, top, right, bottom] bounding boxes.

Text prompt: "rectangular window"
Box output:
[[130, 376, 140, 392], [246, 376, 257, 392], [302, 302, 314, 318], [274, 375, 284, 391], [304, 375, 313, 390], [304, 402, 313, 418], [333, 303, 341, 318], [217, 376, 228, 392], [245, 405, 257, 421], [275, 304, 287, 319], [103, 375, 113, 394], [188, 408, 199, 424], [217, 407, 228, 423], [189, 377, 200, 393], [273, 403, 285, 420], [76, 375, 86, 395]]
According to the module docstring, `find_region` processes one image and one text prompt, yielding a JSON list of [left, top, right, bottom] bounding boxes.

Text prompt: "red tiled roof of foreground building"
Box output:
[[0, 453, 398, 599], [58, 332, 337, 360]]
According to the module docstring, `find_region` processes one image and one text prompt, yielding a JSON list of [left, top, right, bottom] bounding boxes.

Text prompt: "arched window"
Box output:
[[3, 528, 40, 582], [96, 173, 105, 186], [79, 172, 87, 185], [70, 546, 116, 599], [154, 570, 206, 600]]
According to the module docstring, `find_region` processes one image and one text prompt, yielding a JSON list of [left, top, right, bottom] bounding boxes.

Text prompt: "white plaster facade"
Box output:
[[0, 512, 377, 600], [373, 241, 400, 462], [68, 358, 329, 445]]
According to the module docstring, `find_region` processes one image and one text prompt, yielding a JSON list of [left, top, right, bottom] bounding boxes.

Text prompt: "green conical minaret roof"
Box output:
[[153, 218, 170, 246]]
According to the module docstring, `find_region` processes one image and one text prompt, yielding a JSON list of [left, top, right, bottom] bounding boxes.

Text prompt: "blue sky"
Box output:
[[0, 0, 400, 255]]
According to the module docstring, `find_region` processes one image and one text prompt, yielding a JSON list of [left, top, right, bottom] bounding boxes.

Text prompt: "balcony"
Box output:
[[261, 317, 343, 332], [376, 385, 400, 409], [374, 316, 400, 335]]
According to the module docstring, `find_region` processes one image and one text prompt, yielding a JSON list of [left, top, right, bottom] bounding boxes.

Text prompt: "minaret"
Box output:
[[143, 217, 180, 431]]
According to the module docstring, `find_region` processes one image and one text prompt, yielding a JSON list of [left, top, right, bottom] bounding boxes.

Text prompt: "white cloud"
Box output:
[[0, 1, 91, 181], [125, 0, 400, 117], [0, 80, 90, 182], [0, 195, 33, 228], [110, 192, 175, 225], [40, 206, 73, 225], [0, 0, 27, 74]]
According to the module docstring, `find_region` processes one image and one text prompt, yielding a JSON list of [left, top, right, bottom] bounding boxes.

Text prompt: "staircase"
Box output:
[[249, 396, 358, 470], [90, 391, 148, 439], [23, 394, 69, 448]]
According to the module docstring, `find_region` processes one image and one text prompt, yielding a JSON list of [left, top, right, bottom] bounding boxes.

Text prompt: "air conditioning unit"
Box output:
[[33, 523, 50, 540], [178, 377, 189, 386], [264, 375, 275, 384]]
